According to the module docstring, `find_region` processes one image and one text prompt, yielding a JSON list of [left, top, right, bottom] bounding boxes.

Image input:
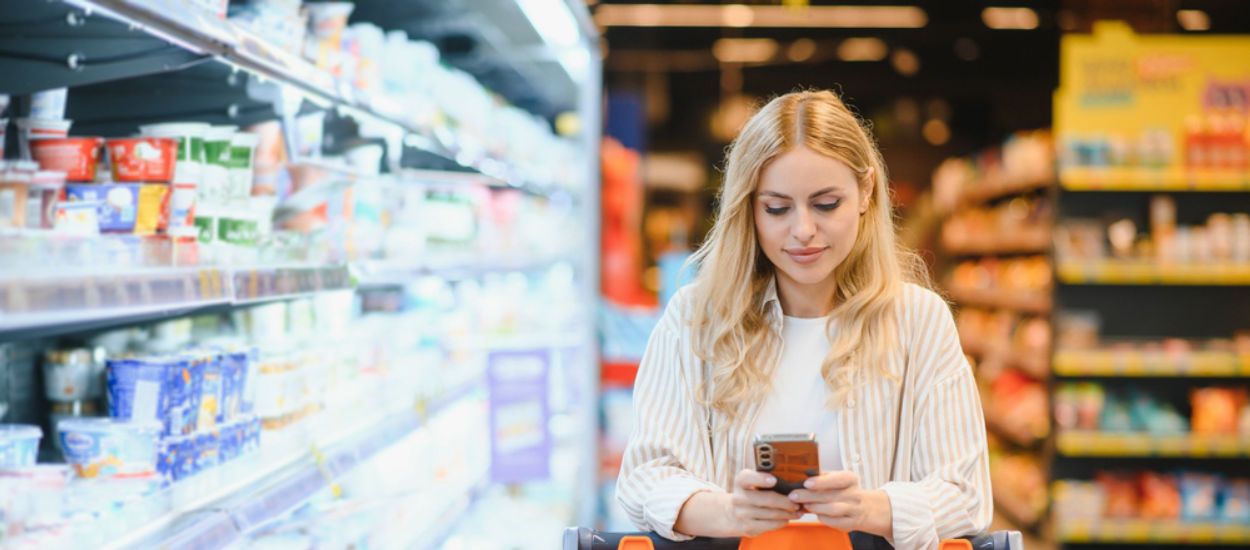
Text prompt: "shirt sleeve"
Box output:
[[880, 289, 993, 550], [615, 303, 724, 541]]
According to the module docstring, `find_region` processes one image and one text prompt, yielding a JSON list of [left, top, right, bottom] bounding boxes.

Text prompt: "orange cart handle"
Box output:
[[562, 526, 1017, 550]]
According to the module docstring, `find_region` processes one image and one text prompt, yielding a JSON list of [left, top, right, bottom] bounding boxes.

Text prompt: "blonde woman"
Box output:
[[616, 90, 991, 550]]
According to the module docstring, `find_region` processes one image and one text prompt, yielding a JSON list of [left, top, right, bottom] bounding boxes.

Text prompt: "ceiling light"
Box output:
[[837, 38, 888, 62], [982, 7, 1039, 30], [891, 48, 919, 76], [923, 119, 950, 146], [787, 38, 817, 62], [595, 4, 927, 29], [713, 38, 779, 64], [1177, 9, 1210, 31], [518, 0, 590, 82]]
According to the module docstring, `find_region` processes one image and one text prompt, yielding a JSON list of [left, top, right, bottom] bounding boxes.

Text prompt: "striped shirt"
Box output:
[[615, 281, 992, 550]]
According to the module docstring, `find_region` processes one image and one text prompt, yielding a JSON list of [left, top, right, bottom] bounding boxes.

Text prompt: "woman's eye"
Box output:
[[764, 206, 790, 215], [814, 200, 841, 211]]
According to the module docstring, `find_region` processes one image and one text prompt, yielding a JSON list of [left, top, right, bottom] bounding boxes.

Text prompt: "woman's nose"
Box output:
[[792, 207, 816, 241]]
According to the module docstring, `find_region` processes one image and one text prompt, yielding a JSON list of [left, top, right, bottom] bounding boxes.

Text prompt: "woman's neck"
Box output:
[[775, 273, 836, 318]]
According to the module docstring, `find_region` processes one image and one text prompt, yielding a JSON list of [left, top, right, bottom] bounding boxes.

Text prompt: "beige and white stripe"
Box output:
[[616, 282, 992, 550]]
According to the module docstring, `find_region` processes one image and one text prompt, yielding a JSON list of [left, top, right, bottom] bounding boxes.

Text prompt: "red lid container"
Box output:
[[29, 137, 103, 182], [107, 137, 177, 183]]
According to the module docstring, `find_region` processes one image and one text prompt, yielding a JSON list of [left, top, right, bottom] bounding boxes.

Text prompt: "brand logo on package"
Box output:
[[63, 432, 96, 454]]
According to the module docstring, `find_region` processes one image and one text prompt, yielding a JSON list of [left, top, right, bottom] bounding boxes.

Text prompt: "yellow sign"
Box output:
[[1055, 22, 1250, 188]]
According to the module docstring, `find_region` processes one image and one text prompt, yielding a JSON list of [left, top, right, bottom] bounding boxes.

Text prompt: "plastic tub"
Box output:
[[0, 424, 43, 468], [17, 118, 73, 160], [106, 357, 167, 424], [26, 170, 66, 229], [107, 137, 178, 183], [43, 348, 97, 402], [29, 136, 101, 181], [54, 199, 100, 236], [56, 418, 161, 478], [227, 132, 260, 202], [29, 88, 68, 120], [0, 163, 31, 228]]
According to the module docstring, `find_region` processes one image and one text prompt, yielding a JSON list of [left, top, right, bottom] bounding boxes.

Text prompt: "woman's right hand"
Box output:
[[725, 469, 804, 537]]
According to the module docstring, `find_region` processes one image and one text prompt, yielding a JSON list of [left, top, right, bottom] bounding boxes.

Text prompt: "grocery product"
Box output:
[[201, 125, 236, 204], [107, 137, 177, 183], [26, 170, 65, 229], [165, 354, 201, 436], [64, 183, 165, 233], [0, 162, 31, 228], [54, 199, 100, 236], [56, 418, 160, 478], [16, 118, 72, 160], [28, 88, 67, 120], [139, 122, 208, 233], [1222, 479, 1250, 522], [195, 352, 222, 430], [227, 132, 260, 202], [1179, 472, 1220, 521], [29, 136, 101, 181], [0, 424, 42, 468], [42, 348, 99, 402], [0, 464, 72, 529], [1190, 387, 1245, 434], [0, 117, 7, 158], [106, 357, 167, 426]]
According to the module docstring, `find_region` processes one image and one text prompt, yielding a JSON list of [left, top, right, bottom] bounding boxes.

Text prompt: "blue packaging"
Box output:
[[107, 357, 167, 425], [219, 349, 247, 423], [197, 351, 222, 431], [57, 418, 160, 478], [239, 347, 258, 415], [64, 183, 142, 232], [217, 421, 239, 463], [157, 437, 179, 485], [196, 430, 220, 472], [243, 416, 261, 453], [164, 355, 199, 436]]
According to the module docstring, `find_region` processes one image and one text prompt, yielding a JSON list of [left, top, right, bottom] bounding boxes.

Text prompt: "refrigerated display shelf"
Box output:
[[1057, 260, 1250, 286], [1054, 349, 1249, 377], [941, 232, 1051, 256], [1056, 430, 1250, 458], [947, 287, 1052, 314], [78, 379, 482, 550], [0, 264, 352, 338], [1056, 517, 1250, 545], [355, 255, 576, 286], [1061, 168, 1250, 192], [44, 0, 523, 182]]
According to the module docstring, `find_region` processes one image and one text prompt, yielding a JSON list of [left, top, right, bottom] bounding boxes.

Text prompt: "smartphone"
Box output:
[[753, 433, 819, 494]]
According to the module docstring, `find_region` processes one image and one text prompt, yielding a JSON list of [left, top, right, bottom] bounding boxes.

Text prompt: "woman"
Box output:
[[615, 90, 991, 550]]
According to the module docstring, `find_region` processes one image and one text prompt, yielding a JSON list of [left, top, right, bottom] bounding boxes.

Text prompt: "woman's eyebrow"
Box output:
[[759, 187, 841, 200]]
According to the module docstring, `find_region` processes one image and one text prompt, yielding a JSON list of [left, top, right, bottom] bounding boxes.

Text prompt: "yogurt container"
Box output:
[[227, 132, 260, 203], [196, 351, 223, 430], [0, 162, 31, 228], [29, 88, 68, 120], [164, 355, 199, 436], [57, 418, 161, 478], [43, 348, 97, 402], [0, 464, 71, 528], [195, 430, 219, 472], [106, 357, 167, 425], [139, 122, 208, 231], [54, 199, 100, 236], [17, 118, 73, 160], [107, 137, 177, 183], [0, 424, 42, 468], [26, 170, 66, 229], [29, 136, 101, 181]]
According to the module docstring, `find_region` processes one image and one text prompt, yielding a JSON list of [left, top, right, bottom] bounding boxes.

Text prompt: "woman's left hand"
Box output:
[[786, 470, 894, 539]]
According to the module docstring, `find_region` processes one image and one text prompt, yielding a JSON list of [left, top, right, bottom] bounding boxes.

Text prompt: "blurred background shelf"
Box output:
[[1054, 350, 1249, 377], [1056, 517, 1250, 545], [947, 287, 1053, 314], [1057, 261, 1250, 286], [1056, 431, 1250, 458]]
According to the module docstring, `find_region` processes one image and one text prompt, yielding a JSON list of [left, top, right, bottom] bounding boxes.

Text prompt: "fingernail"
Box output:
[[804, 480, 814, 489], [789, 492, 799, 500], [765, 476, 776, 485]]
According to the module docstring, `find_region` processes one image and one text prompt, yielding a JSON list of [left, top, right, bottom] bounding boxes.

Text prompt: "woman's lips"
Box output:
[[785, 247, 827, 264]]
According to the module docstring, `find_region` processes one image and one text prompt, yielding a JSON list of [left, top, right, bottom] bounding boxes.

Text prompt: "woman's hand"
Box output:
[[786, 470, 894, 539], [724, 469, 805, 537]]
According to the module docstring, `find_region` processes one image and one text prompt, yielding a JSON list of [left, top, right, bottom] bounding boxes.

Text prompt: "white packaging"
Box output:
[[29, 88, 67, 120]]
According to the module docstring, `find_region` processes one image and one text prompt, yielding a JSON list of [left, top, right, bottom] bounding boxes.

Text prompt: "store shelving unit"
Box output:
[[1055, 517, 1250, 545], [0, 0, 601, 547]]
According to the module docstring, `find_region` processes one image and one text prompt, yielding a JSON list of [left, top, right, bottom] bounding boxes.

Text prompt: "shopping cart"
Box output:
[[563, 523, 1023, 550]]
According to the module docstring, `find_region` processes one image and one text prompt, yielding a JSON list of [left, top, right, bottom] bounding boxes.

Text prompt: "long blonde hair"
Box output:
[[686, 90, 930, 424]]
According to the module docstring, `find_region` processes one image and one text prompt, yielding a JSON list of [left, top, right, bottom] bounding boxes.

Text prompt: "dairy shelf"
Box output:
[[1061, 168, 1250, 192], [1054, 349, 1249, 378], [12, 379, 487, 550], [1056, 430, 1250, 458], [1057, 260, 1250, 286], [1056, 517, 1250, 545]]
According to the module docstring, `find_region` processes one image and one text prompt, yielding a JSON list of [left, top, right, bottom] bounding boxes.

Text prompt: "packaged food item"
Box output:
[[227, 132, 260, 203], [106, 357, 167, 425], [1222, 479, 1250, 522], [246, 120, 290, 197], [0, 163, 31, 228], [16, 118, 73, 160], [195, 430, 219, 471], [197, 352, 222, 430], [43, 348, 98, 402], [201, 125, 236, 205], [1191, 387, 1245, 434], [1179, 473, 1220, 520], [54, 199, 100, 236], [29, 88, 67, 120], [1138, 471, 1181, 519], [1098, 471, 1139, 518], [107, 137, 177, 183], [0, 464, 71, 528], [133, 183, 169, 235], [139, 122, 208, 233], [0, 117, 7, 158], [0, 424, 42, 467], [57, 418, 160, 478], [29, 136, 101, 181], [26, 170, 65, 229]]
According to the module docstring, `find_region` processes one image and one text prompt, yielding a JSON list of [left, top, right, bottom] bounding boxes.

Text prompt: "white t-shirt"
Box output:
[[753, 314, 844, 473]]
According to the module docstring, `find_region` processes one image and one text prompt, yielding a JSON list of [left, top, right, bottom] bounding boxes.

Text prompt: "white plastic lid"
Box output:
[[0, 424, 42, 440], [138, 122, 210, 137]]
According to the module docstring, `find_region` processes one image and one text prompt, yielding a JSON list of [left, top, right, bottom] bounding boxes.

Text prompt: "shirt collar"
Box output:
[[761, 276, 783, 328]]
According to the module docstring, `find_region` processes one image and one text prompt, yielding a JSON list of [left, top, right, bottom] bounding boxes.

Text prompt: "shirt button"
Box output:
[[848, 398, 857, 408], [852, 453, 861, 464]]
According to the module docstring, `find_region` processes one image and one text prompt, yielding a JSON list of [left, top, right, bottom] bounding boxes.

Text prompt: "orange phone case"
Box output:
[[753, 434, 819, 494]]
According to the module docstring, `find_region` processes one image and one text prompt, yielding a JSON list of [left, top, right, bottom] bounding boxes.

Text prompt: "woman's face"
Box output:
[[754, 146, 867, 294]]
